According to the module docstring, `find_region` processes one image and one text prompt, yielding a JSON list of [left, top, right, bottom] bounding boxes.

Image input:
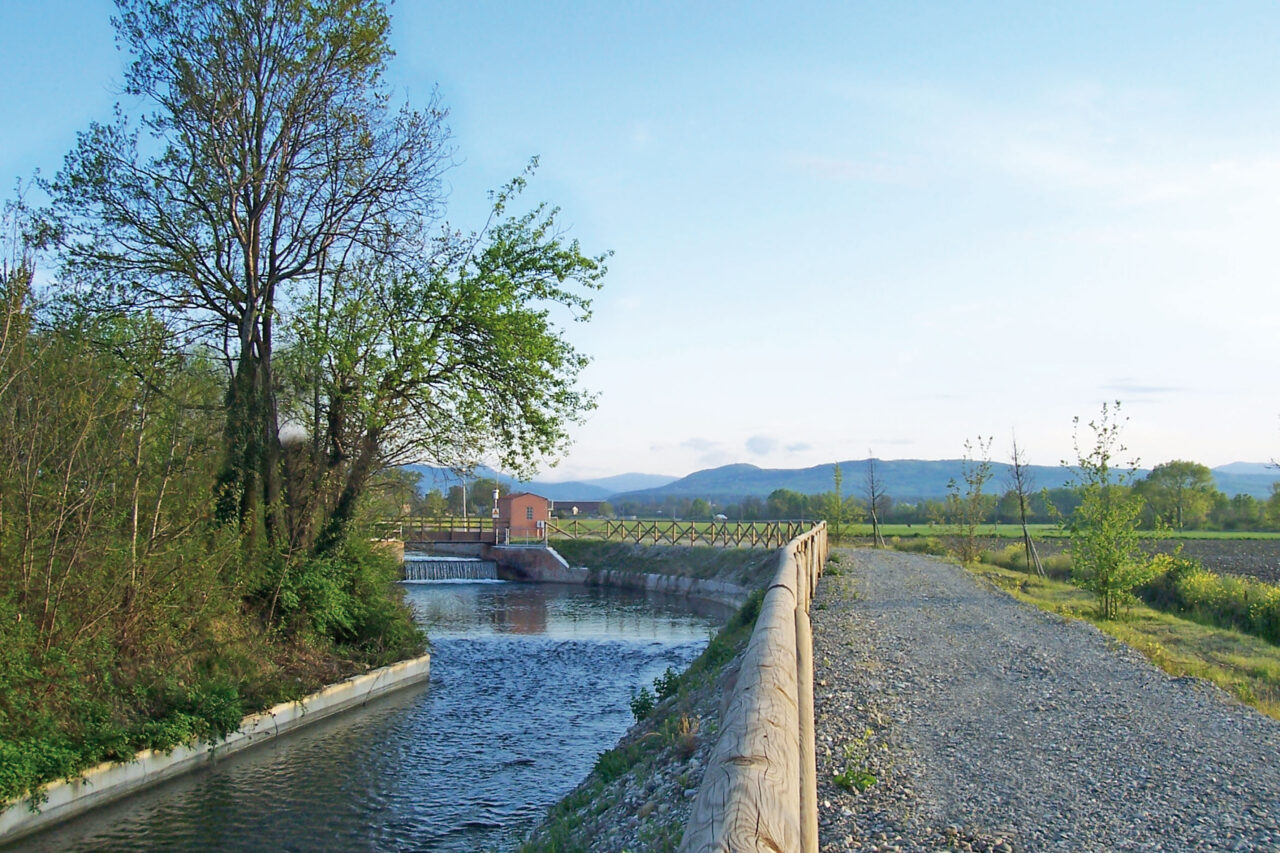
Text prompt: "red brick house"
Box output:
[[497, 492, 551, 540]]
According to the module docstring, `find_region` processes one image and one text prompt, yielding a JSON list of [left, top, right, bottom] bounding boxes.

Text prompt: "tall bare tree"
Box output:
[[864, 453, 887, 548], [51, 0, 451, 546], [1009, 433, 1044, 576]]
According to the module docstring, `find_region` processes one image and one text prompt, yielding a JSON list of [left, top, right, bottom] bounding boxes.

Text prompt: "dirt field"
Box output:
[[1032, 537, 1280, 585], [1157, 538, 1280, 585]]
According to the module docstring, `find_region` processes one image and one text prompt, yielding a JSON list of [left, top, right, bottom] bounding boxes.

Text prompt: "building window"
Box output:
[[526, 506, 534, 520]]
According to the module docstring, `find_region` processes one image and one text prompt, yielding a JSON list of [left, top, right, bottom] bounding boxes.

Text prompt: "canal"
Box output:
[[15, 580, 728, 852]]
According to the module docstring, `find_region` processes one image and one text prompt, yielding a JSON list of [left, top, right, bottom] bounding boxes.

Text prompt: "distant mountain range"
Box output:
[[403, 460, 1280, 503], [402, 465, 678, 502], [610, 460, 1077, 503]]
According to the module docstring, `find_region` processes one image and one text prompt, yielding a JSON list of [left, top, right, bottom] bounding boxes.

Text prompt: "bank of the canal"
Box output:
[[0, 655, 433, 846], [5, 543, 780, 851], [519, 542, 783, 853], [3, 542, 784, 851]]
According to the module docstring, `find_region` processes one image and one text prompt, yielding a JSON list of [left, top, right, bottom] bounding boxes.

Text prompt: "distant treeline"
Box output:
[[592, 461, 1280, 532]]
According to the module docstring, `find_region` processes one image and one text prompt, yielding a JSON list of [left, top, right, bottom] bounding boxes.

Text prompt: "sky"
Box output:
[[3, 1, 1280, 481]]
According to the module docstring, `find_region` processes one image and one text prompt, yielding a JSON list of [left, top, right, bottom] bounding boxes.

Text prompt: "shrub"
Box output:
[[890, 536, 948, 557], [629, 686, 656, 721], [1167, 565, 1280, 646], [654, 667, 681, 701]]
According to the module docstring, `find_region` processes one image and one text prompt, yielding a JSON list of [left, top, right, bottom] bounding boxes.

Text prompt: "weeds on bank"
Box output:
[[519, 587, 766, 853], [831, 728, 878, 793]]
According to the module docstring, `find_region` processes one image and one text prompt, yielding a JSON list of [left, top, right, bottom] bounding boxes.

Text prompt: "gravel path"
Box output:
[[813, 548, 1280, 853]]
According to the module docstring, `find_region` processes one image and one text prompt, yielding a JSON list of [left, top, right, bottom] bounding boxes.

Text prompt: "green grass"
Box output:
[[971, 562, 1280, 720], [847, 523, 1066, 540], [548, 540, 778, 587]]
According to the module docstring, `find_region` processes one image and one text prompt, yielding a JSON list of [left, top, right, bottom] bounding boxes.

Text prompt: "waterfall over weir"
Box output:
[[403, 555, 499, 582]]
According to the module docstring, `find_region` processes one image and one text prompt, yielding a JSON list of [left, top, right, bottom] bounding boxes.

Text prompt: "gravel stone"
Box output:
[[814, 547, 1280, 853]]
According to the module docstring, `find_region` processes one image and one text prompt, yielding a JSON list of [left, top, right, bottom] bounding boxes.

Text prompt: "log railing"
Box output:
[[679, 522, 827, 853]]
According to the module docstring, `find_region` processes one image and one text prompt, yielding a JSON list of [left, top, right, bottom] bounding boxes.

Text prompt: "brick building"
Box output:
[[496, 492, 551, 540]]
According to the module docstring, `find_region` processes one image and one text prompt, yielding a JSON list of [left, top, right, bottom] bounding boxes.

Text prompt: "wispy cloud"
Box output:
[[1101, 380, 1186, 397], [746, 435, 777, 455], [669, 437, 734, 468]]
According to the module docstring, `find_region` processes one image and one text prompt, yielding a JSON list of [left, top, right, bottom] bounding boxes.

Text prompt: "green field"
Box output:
[[395, 516, 1280, 542]]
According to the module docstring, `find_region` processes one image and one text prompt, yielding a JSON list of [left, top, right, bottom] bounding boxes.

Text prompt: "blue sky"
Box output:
[[4, 2, 1280, 480]]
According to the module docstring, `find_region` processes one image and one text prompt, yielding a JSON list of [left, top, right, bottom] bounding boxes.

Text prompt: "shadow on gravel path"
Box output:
[[813, 547, 1280, 853]]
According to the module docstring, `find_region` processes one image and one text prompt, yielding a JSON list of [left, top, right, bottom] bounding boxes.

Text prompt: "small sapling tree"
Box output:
[[947, 436, 993, 563], [1009, 434, 1045, 576], [1065, 402, 1158, 619], [830, 462, 844, 543]]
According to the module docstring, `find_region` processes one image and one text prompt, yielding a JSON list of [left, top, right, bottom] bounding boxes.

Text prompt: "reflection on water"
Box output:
[[15, 582, 727, 852]]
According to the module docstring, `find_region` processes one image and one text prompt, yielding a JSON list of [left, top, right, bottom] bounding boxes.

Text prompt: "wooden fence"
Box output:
[[394, 517, 498, 543], [679, 521, 827, 852], [392, 517, 812, 549], [545, 518, 810, 549]]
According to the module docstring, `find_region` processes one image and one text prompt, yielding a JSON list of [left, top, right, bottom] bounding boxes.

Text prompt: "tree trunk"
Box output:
[[313, 427, 382, 557]]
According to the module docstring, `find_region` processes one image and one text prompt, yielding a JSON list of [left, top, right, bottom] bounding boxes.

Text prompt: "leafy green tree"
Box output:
[[52, 0, 451, 545], [419, 489, 448, 517], [1265, 484, 1280, 530], [738, 495, 765, 520], [1210, 493, 1261, 530], [50, 1, 602, 564], [281, 173, 604, 554], [446, 485, 467, 516], [467, 478, 503, 519], [687, 498, 712, 520], [598, 501, 615, 519], [1065, 402, 1159, 619], [1135, 460, 1221, 530], [766, 488, 808, 519]]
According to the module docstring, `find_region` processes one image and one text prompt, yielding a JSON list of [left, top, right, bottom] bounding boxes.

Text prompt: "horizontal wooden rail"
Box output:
[[387, 517, 813, 550], [543, 518, 810, 550], [680, 522, 827, 852]]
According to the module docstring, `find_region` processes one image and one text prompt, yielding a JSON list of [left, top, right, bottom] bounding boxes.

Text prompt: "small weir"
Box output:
[[403, 554, 499, 582]]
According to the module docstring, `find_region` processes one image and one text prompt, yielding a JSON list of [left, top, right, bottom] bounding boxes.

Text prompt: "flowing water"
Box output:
[[15, 581, 728, 852]]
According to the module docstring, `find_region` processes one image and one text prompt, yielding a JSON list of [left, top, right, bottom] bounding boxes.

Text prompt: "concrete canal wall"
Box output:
[[409, 541, 756, 608], [0, 655, 431, 847]]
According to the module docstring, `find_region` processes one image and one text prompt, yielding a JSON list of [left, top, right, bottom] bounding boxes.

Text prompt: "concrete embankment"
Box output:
[[0, 654, 431, 847], [421, 539, 772, 608]]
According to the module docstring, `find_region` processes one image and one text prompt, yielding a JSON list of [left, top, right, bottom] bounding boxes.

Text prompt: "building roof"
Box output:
[[497, 492, 549, 503]]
